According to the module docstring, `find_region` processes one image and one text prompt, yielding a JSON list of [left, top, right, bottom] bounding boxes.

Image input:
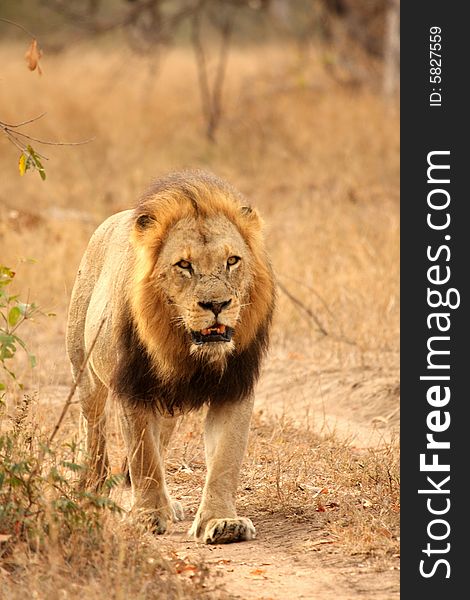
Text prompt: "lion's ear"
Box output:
[[240, 205, 262, 231], [135, 213, 156, 230]]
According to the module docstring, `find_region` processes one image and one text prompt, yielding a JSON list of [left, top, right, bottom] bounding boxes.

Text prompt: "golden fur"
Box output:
[[129, 171, 274, 381], [66, 170, 275, 543]]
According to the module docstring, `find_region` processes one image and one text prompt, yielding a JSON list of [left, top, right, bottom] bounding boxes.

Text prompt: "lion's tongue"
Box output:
[[201, 324, 226, 336]]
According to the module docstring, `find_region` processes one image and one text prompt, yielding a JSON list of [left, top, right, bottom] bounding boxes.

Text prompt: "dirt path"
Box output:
[[173, 360, 398, 599], [256, 357, 400, 447], [39, 357, 400, 600], [155, 517, 397, 600], [109, 487, 398, 600]]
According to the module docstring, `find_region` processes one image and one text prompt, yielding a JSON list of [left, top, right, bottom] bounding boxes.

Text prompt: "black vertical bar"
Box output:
[[401, 3, 467, 597]]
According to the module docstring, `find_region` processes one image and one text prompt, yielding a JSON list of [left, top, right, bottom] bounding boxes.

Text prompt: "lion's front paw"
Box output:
[[191, 517, 256, 544]]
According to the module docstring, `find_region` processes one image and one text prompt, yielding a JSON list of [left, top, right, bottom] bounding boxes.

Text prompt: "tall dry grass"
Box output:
[[0, 41, 399, 367], [1, 40, 399, 597]]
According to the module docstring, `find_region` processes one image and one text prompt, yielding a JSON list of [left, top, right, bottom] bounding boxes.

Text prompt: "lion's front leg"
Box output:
[[120, 402, 179, 533], [189, 395, 256, 544]]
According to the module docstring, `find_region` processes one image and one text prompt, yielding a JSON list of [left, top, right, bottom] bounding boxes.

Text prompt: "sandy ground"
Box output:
[[1, 39, 399, 598], [133, 359, 399, 599], [152, 515, 398, 600], [36, 354, 399, 600]]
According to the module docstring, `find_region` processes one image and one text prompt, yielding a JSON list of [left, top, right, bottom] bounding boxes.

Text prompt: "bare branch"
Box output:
[[1, 128, 31, 154], [191, 3, 234, 141], [1, 116, 93, 169], [210, 14, 234, 135], [0, 17, 36, 39], [276, 272, 337, 323], [12, 129, 95, 147], [0, 112, 47, 129], [191, 7, 212, 129], [44, 0, 193, 35], [277, 280, 359, 347], [277, 280, 328, 337]]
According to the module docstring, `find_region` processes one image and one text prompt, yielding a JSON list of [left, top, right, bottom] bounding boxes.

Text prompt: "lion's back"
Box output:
[[66, 209, 134, 379]]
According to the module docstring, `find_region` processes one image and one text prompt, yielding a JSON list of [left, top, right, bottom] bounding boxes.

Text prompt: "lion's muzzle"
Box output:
[[191, 324, 234, 345]]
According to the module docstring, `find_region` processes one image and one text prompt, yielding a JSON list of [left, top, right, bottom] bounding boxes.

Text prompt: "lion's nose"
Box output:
[[198, 299, 232, 317]]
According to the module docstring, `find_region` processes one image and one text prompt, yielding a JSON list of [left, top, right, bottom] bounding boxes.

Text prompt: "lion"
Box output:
[[66, 170, 275, 544]]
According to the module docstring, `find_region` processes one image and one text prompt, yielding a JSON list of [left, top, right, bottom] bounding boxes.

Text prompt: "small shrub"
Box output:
[[0, 265, 38, 395], [0, 418, 123, 546], [0, 264, 122, 551]]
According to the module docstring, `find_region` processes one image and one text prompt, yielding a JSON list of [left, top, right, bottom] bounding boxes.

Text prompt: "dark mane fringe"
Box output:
[[110, 308, 272, 415]]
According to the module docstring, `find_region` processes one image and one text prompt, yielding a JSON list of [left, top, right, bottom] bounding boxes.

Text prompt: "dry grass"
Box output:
[[162, 409, 400, 560], [1, 523, 217, 600], [1, 40, 399, 597], [0, 42, 399, 361]]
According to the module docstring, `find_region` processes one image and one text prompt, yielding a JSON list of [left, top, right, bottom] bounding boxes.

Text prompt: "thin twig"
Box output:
[[1, 118, 93, 166], [0, 17, 36, 39], [277, 272, 359, 347], [0, 112, 47, 129], [48, 318, 106, 445], [1, 126, 49, 159], [277, 280, 328, 336], [12, 129, 95, 147], [1, 129, 30, 154], [276, 272, 337, 323], [277, 280, 359, 347]]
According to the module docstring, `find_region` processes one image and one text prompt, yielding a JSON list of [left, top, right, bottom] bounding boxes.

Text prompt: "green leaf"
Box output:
[[13, 335, 27, 352], [8, 306, 22, 327], [0, 346, 15, 360], [28, 354, 37, 368], [61, 461, 84, 472], [0, 332, 16, 349], [26, 145, 46, 181], [0, 332, 17, 361], [0, 267, 15, 287], [3, 365, 17, 380], [0, 382, 5, 391]]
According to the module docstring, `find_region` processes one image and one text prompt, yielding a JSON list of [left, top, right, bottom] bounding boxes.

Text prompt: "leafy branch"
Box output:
[[0, 19, 94, 179], [0, 266, 44, 392]]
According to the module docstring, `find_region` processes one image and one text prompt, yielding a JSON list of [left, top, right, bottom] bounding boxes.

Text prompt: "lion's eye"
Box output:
[[227, 256, 240, 268], [176, 259, 192, 270]]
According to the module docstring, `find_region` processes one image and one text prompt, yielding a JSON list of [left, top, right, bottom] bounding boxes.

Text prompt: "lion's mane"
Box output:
[[111, 171, 275, 413]]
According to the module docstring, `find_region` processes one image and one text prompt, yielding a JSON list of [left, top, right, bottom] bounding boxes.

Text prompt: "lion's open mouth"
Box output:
[[191, 324, 234, 345]]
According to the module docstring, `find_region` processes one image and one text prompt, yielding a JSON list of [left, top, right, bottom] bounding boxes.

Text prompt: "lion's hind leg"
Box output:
[[77, 369, 110, 492]]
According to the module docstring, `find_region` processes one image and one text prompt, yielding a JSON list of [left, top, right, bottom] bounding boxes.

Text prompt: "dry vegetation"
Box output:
[[1, 39, 399, 598]]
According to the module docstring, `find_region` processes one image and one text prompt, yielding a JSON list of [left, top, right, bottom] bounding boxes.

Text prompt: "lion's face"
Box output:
[[155, 215, 254, 358], [129, 171, 274, 380]]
